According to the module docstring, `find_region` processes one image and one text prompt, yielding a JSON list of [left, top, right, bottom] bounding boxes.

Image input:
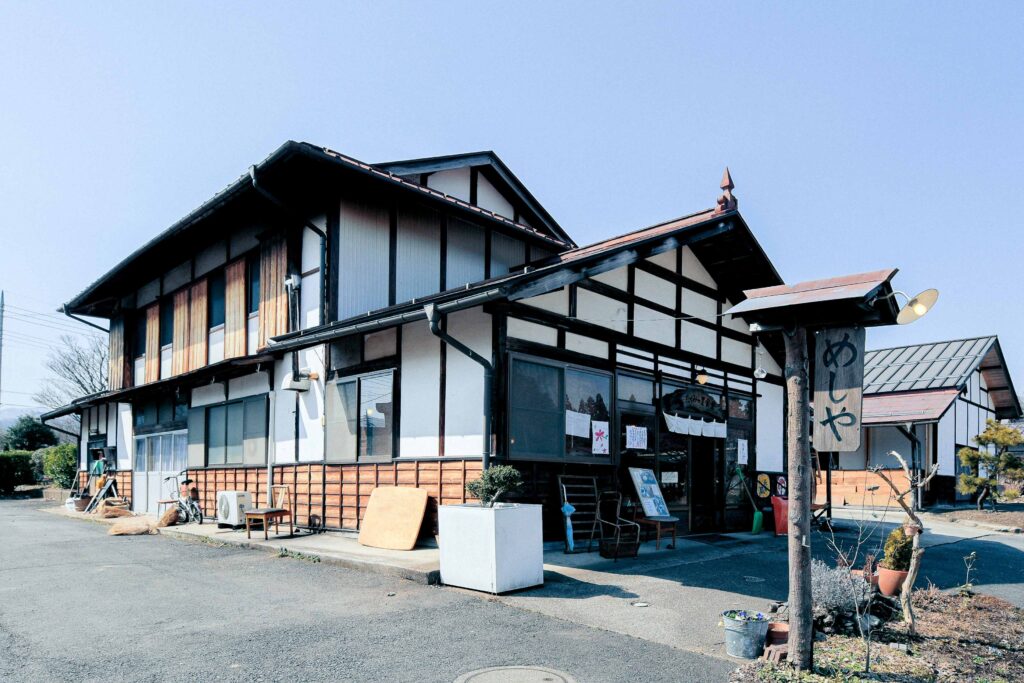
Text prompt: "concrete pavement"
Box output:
[[0, 500, 736, 683]]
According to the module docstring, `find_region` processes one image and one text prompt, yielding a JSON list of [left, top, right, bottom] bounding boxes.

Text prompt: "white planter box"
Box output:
[[438, 503, 544, 594]]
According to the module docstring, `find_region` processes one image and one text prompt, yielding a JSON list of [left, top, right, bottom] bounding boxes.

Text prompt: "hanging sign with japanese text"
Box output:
[[813, 326, 866, 452]]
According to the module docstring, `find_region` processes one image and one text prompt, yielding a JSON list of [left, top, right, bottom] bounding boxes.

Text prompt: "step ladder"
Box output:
[[84, 477, 120, 513]]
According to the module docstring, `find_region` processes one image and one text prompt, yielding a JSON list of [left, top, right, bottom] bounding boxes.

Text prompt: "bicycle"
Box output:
[[163, 470, 204, 524]]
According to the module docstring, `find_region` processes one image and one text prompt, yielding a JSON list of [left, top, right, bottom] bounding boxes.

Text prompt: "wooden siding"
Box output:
[[259, 234, 288, 349], [144, 304, 160, 383], [187, 279, 208, 370], [224, 258, 247, 359], [817, 468, 910, 508], [188, 460, 482, 533], [171, 289, 190, 375], [107, 316, 125, 390]]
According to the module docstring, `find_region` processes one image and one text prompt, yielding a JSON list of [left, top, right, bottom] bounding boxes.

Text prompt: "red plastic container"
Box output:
[[771, 496, 788, 536]]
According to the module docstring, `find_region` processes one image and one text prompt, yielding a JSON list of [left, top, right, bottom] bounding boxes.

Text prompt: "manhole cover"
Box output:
[[454, 666, 577, 683]]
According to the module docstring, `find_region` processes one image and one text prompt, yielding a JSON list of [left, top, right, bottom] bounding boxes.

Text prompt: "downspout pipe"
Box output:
[[424, 304, 492, 470], [61, 305, 109, 333]]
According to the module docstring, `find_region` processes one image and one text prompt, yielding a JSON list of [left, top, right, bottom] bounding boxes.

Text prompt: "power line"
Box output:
[[4, 313, 104, 338]]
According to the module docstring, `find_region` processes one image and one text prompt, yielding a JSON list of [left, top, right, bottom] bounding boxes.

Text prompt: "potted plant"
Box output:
[[878, 526, 913, 596], [721, 609, 770, 659], [438, 465, 543, 594]]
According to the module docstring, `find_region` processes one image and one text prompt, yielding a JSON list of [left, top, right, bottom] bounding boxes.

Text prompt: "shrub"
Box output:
[[465, 465, 523, 507], [811, 559, 870, 616], [43, 444, 79, 489], [1001, 484, 1022, 501], [879, 526, 913, 571], [0, 451, 36, 494]]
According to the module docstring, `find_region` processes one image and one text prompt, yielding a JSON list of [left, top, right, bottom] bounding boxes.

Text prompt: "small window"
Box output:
[[203, 396, 268, 466], [159, 299, 174, 347], [565, 368, 612, 458], [248, 256, 260, 315], [226, 402, 244, 464], [207, 404, 227, 465], [326, 370, 395, 462], [134, 314, 147, 358], [509, 359, 563, 460], [209, 270, 226, 328], [617, 374, 654, 405]]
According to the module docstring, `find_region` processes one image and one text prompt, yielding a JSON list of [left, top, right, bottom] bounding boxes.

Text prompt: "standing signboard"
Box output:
[[628, 467, 670, 517], [813, 326, 866, 452]]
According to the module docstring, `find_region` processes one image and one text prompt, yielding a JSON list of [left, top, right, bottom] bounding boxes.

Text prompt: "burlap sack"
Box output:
[[157, 506, 179, 528], [108, 519, 158, 536], [101, 506, 133, 519]]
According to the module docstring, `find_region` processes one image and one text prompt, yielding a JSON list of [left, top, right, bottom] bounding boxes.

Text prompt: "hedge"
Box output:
[[43, 444, 79, 489], [0, 451, 36, 494]]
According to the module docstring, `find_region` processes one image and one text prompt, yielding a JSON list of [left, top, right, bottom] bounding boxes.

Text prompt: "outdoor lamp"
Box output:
[[891, 288, 940, 325], [695, 368, 709, 385]]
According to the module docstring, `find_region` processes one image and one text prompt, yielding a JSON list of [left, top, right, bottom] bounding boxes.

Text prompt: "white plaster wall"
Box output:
[[106, 403, 117, 447], [869, 426, 915, 469], [444, 308, 491, 457], [137, 279, 160, 307], [272, 355, 297, 464], [338, 199, 390, 318], [722, 338, 752, 367], [476, 174, 515, 219], [507, 318, 557, 346], [633, 304, 675, 347], [565, 333, 607, 358], [756, 382, 784, 472], [520, 288, 568, 315], [634, 270, 676, 307], [194, 240, 227, 278], [937, 407, 956, 475], [956, 397, 968, 445], [160, 346, 172, 380], [208, 327, 225, 364], [577, 288, 627, 333], [680, 320, 716, 358], [427, 167, 471, 202], [399, 321, 441, 457], [229, 223, 260, 258], [117, 403, 133, 470], [163, 261, 191, 293], [301, 271, 320, 330], [646, 248, 677, 271], [681, 246, 716, 288], [246, 315, 258, 356], [134, 357, 145, 386], [79, 421, 88, 470], [228, 372, 271, 400], [590, 266, 628, 290], [297, 345, 325, 462], [191, 382, 226, 407], [683, 290, 718, 323]]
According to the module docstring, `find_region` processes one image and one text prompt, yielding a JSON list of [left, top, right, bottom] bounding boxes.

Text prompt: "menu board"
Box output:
[[629, 467, 670, 518]]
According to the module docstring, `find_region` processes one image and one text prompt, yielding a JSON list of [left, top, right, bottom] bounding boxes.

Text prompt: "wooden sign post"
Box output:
[[813, 326, 866, 452]]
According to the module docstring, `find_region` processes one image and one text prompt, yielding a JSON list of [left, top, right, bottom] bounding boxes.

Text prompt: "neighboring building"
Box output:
[[44, 142, 787, 538], [824, 336, 1022, 506]]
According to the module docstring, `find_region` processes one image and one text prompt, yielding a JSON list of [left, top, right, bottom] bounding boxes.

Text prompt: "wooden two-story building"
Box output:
[[45, 142, 788, 538]]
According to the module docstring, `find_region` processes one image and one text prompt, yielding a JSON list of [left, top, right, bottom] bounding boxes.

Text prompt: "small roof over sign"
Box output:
[[726, 269, 901, 329], [861, 388, 960, 426]]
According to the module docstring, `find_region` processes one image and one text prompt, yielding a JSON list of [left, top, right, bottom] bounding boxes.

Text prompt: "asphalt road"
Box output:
[[0, 500, 735, 683]]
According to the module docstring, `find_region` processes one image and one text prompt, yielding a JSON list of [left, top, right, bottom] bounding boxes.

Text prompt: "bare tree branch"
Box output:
[[31, 334, 108, 432]]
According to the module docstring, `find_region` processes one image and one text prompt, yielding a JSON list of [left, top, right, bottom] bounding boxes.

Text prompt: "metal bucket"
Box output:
[[722, 611, 770, 659]]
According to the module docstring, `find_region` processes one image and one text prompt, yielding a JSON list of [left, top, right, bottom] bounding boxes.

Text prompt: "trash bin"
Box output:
[[722, 610, 770, 659], [771, 496, 787, 537]]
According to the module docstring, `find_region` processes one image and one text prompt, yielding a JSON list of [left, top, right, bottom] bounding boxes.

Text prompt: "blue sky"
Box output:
[[1, 2, 1022, 411]]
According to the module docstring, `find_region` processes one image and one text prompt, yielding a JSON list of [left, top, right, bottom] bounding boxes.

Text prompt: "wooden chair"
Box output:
[[634, 513, 679, 550], [597, 491, 641, 560], [245, 485, 293, 540]]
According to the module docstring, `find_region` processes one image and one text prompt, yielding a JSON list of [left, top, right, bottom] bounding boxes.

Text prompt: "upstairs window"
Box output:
[[159, 298, 174, 347], [133, 314, 147, 358], [208, 270, 226, 328], [247, 256, 260, 315]]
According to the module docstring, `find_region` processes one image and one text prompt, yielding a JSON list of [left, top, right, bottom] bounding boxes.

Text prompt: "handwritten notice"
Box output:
[[626, 425, 648, 450], [813, 326, 866, 452], [565, 410, 591, 438], [591, 421, 609, 454], [737, 438, 749, 465]]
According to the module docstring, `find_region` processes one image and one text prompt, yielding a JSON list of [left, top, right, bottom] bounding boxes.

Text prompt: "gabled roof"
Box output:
[[272, 208, 784, 366], [375, 150, 574, 247], [863, 336, 1021, 419], [64, 141, 571, 317]]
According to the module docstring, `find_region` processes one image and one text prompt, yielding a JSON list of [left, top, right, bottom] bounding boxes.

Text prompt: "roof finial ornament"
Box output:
[[715, 166, 737, 213]]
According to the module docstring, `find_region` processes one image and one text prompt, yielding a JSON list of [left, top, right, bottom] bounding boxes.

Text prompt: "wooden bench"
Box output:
[[245, 485, 293, 540]]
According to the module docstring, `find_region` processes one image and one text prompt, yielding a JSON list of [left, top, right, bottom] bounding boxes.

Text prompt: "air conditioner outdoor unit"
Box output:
[[216, 490, 253, 528]]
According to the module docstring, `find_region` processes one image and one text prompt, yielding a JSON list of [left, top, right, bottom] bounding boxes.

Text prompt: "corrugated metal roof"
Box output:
[[863, 336, 995, 393], [861, 389, 959, 425]]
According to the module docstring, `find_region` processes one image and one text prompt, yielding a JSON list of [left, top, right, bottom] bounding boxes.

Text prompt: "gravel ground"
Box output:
[[0, 500, 735, 683]]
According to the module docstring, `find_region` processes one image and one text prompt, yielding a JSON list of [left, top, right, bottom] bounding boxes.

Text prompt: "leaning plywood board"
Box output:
[[358, 487, 429, 551]]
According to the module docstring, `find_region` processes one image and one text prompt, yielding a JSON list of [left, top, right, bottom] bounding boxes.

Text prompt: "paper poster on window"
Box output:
[[661, 470, 679, 484], [626, 425, 648, 450], [591, 421, 609, 454], [565, 410, 591, 438], [737, 438, 749, 465]]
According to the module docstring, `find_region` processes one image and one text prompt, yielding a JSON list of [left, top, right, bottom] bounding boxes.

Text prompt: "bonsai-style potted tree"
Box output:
[[877, 526, 913, 596], [438, 465, 544, 594]]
